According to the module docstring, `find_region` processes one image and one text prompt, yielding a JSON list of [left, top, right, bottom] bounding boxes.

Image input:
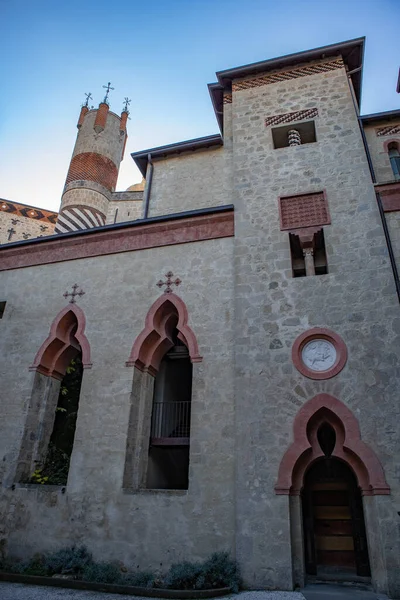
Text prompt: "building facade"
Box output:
[[1, 37, 400, 596]]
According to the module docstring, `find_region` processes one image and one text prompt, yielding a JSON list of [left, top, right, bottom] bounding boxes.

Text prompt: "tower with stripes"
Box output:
[[55, 93, 129, 234]]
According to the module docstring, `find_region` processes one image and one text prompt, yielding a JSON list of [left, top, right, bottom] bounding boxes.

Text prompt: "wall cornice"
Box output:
[[0, 207, 234, 271]]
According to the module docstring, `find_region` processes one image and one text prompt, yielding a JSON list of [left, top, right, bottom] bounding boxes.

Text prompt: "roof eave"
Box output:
[[209, 37, 364, 128], [208, 83, 224, 134], [360, 109, 400, 125]]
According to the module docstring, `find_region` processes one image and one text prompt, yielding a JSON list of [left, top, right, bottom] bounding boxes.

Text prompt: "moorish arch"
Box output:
[[126, 292, 202, 375], [30, 304, 92, 380], [275, 393, 390, 496]]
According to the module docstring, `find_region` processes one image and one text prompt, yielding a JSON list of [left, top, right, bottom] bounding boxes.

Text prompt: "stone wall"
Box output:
[[106, 191, 143, 224], [230, 61, 400, 594], [0, 201, 56, 245], [364, 120, 400, 184], [71, 109, 126, 166], [147, 147, 232, 217], [0, 235, 235, 570]]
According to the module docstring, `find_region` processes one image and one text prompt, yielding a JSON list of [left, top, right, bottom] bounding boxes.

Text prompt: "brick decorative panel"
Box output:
[[65, 152, 118, 192], [279, 191, 330, 231], [265, 108, 318, 128], [233, 58, 344, 92], [376, 124, 400, 137], [0, 199, 58, 224], [223, 93, 232, 104], [375, 183, 400, 212]]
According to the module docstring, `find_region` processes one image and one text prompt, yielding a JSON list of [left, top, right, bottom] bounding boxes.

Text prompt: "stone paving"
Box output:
[[301, 583, 387, 600], [0, 584, 306, 600], [0, 582, 392, 600]]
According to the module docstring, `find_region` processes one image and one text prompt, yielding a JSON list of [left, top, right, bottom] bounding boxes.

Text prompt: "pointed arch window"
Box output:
[[17, 305, 91, 485], [125, 293, 202, 491], [388, 142, 400, 180]]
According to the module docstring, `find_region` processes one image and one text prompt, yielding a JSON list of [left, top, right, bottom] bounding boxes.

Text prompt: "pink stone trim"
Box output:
[[30, 304, 92, 380], [275, 393, 390, 497], [292, 327, 347, 380], [0, 211, 234, 272], [382, 138, 400, 153], [126, 293, 202, 375]]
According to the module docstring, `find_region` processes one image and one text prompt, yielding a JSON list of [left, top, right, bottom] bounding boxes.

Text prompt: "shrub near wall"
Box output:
[[0, 547, 240, 593]]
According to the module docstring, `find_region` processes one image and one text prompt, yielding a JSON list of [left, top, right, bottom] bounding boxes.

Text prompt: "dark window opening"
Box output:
[[388, 142, 400, 180], [0, 301, 6, 318], [272, 120, 316, 149], [317, 423, 336, 457], [290, 229, 328, 278], [146, 333, 192, 490], [39, 352, 83, 485]]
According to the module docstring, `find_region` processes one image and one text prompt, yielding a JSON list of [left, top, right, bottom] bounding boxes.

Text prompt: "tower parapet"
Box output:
[[55, 91, 129, 234]]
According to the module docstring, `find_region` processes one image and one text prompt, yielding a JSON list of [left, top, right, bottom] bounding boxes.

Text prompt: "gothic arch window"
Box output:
[[275, 393, 390, 496], [124, 293, 202, 491], [388, 141, 400, 180], [16, 305, 91, 485]]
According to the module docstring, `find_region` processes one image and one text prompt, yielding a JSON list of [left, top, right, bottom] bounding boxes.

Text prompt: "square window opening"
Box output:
[[272, 120, 316, 149]]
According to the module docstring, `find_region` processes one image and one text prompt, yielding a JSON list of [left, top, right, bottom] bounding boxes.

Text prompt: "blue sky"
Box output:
[[1, 0, 399, 211]]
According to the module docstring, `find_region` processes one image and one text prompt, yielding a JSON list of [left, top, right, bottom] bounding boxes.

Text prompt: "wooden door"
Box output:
[[311, 480, 356, 570], [302, 459, 371, 577]]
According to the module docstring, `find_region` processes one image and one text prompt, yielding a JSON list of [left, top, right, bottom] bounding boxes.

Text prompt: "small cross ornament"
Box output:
[[157, 271, 181, 294], [83, 92, 92, 107], [123, 97, 131, 113], [102, 81, 114, 104], [7, 227, 15, 241], [63, 284, 85, 304]]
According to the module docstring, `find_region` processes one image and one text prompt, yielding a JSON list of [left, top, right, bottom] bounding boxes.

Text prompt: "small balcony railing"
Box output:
[[150, 401, 191, 446]]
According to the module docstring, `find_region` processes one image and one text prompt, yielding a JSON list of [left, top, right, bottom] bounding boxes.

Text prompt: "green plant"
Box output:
[[29, 469, 49, 485], [164, 560, 202, 590], [164, 552, 240, 592], [81, 561, 123, 584], [19, 554, 49, 576], [197, 552, 241, 593], [45, 545, 93, 575], [124, 570, 155, 588]]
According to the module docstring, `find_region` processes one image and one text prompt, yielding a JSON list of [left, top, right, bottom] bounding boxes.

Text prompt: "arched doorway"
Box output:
[[275, 394, 390, 588], [302, 455, 370, 578]]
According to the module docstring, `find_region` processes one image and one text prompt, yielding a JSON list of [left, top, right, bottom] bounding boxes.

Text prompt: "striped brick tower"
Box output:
[[55, 95, 129, 234]]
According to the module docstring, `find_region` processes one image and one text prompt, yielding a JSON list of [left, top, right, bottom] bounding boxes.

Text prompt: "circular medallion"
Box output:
[[292, 328, 347, 380], [301, 339, 337, 372]]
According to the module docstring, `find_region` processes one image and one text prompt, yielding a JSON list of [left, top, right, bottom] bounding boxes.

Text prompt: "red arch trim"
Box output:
[[30, 304, 92, 380], [383, 138, 400, 153], [126, 293, 202, 376], [275, 393, 390, 496]]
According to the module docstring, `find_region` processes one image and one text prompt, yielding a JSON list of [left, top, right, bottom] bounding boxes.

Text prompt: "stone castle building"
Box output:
[[1, 37, 400, 596]]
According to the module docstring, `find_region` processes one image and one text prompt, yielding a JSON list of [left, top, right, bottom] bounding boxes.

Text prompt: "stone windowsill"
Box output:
[[10, 483, 66, 492], [122, 487, 188, 496]]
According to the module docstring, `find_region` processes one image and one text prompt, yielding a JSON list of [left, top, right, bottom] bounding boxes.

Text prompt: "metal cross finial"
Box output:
[[123, 97, 131, 113], [157, 271, 181, 294], [102, 81, 114, 104], [63, 283, 85, 304], [83, 92, 92, 107]]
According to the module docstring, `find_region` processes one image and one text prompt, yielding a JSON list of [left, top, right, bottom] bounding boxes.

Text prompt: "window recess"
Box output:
[[289, 228, 328, 277], [272, 120, 316, 149]]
